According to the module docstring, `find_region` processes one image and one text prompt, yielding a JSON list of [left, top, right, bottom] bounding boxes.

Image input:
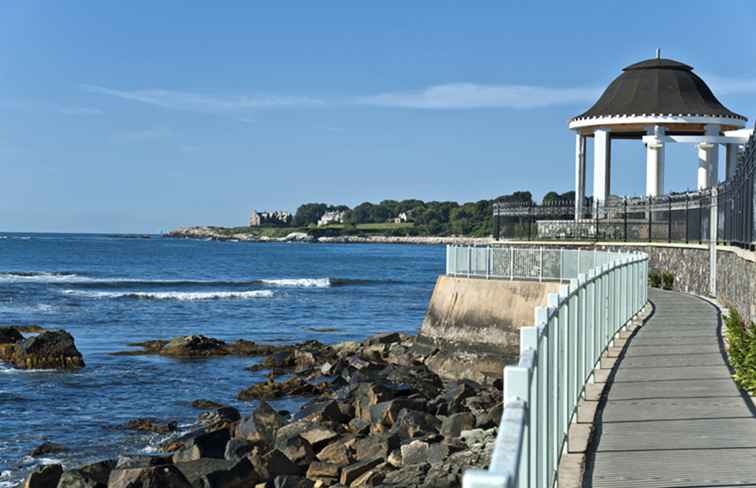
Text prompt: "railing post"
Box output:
[[534, 306, 549, 488], [539, 247, 544, 282], [520, 326, 538, 488], [510, 246, 515, 280]]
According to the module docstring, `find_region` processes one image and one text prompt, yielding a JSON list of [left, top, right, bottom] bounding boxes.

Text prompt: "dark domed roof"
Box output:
[[572, 58, 746, 122]]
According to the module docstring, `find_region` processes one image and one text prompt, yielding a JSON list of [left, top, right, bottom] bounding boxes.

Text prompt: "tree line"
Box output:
[[290, 191, 568, 237]]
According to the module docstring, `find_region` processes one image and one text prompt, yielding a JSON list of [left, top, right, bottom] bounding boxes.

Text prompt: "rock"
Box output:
[[202, 457, 261, 488], [460, 428, 488, 446], [273, 475, 314, 488], [238, 377, 327, 401], [348, 418, 370, 435], [23, 464, 63, 488], [298, 424, 340, 452], [160, 335, 229, 357], [297, 400, 349, 424], [278, 435, 315, 466], [30, 442, 66, 457], [315, 437, 354, 465], [253, 401, 286, 442], [107, 465, 192, 488], [77, 460, 116, 486], [224, 438, 256, 462], [401, 440, 431, 465], [369, 399, 425, 431], [353, 433, 399, 461], [126, 418, 178, 434], [381, 463, 429, 486], [7, 330, 84, 369], [0, 326, 23, 344], [475, 402, 503, 429], [169, 459, 234, 486], [387, 449, 402, 467], [339, 458, 382, 486], [390, 409, 441, 438], [305, 461, 340, 480], [440, 412, 475, 438], [56, 470, 102, 488], [443, 380, 480, 414], [192, 399, 226, 410], [250, 449, 302, 478], [198, 406, 240, 431], [172, 429, 230, 462], [115, 456, 172, 470]]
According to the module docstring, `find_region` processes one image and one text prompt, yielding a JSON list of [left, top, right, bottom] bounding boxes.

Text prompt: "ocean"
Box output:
[[0, 233, 443, 486]]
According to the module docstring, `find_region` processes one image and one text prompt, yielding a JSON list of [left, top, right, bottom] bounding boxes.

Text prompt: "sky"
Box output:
[[2, 2, 756, 233]]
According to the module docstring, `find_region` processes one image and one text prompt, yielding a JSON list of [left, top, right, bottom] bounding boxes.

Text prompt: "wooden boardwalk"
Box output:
[[586, 289, 756, 488]]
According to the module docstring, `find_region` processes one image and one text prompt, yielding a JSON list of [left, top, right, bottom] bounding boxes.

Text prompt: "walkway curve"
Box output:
[[585, 289, 756, 488]]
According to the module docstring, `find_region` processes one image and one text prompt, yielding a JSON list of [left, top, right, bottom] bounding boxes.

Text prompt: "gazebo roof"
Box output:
[[571, 57, 746, 125]]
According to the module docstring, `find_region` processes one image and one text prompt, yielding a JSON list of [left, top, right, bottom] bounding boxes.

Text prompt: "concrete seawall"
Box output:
[[416, 275, 559, 383]]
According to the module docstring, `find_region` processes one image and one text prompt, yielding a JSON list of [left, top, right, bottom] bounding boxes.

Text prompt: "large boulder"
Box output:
[[0, 326, 23, 344], [23, 464, 63, 488], [172, 429, 230, 462], [107, 465, 192, 488], [56, 470, 102, 488], [9, 330, 84, 369], [160, 335, 229, 358]]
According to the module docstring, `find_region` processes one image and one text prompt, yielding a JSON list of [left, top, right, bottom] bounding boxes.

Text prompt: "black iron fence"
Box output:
[[494, 128, 756, 247]]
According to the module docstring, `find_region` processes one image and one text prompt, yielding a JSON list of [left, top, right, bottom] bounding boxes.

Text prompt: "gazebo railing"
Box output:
[[462, 249, 649, 488]]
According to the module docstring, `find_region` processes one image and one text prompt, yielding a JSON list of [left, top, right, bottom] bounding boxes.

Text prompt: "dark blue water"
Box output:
[[0, 234, 443, 486]]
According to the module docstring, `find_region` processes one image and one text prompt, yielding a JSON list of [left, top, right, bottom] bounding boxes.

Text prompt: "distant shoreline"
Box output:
[[164, 226, 494, 246]]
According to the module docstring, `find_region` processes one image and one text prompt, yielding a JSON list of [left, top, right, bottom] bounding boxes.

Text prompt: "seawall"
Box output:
[[415, 275, 559, 384]]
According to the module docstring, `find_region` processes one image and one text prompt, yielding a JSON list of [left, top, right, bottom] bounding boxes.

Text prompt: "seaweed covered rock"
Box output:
[[6, 330, 84, 369], [160, 335, 229, 358]]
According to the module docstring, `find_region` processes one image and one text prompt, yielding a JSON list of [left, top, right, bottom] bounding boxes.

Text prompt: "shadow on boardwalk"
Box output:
[[584, 289, 756, 488]]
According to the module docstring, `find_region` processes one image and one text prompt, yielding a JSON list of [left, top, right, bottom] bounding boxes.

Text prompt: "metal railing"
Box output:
[[446, 245, 636, 283], [461, 248, 649, 488]]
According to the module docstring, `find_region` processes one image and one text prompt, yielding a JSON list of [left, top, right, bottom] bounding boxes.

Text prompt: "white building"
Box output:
[[318, 211, 346, 226], [569, 52, 752, 218]]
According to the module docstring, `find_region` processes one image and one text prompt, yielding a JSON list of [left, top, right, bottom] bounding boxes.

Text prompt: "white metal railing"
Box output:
[[460, 247, 649, 488], [446, 245, 633, 282]]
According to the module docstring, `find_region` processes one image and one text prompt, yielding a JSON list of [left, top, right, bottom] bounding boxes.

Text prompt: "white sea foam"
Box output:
[[62, 289, 275, 301], [260, 278, 331, 288], [0, 272, 94, 283]]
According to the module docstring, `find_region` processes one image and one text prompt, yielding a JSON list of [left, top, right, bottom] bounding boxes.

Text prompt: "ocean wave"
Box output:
[[61, 289, 276, 301], [2, 272, 399, 289], [0, 271, 93, 283], [260, 278, 331, 288]]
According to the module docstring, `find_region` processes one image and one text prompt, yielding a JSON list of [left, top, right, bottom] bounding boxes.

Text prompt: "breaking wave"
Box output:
[[61, 290, 276, 301]]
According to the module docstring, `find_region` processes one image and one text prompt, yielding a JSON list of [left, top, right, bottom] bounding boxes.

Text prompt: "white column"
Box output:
[[645, 126, 666, 196], [593, 129, 611, 202], [698, 143, 713, 190], [725, 143, 739, 180], [706, 124, 720, 187], [574, 133, 586, 219]]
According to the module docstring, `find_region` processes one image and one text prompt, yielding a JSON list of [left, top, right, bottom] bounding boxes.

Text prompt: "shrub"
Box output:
[[648, 269, 662, 288], [661, 271, 674, 290], [724, 309, 756, 394]]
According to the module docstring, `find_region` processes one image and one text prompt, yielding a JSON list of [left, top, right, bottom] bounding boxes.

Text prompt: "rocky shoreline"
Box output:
[[4, 327, 501, 488], [164, 227, 493, 246]]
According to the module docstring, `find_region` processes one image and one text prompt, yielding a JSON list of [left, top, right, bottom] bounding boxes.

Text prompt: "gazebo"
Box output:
[[569, 51, 751, 218]]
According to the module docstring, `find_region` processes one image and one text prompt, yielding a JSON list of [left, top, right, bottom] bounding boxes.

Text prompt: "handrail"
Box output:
[[461, 247, 649, 488]]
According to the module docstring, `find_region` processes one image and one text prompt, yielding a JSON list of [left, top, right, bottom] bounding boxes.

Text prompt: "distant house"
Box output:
[[249, 209, 291, 227], [318, 211, 346, 226], [392, 211, 413, 224]]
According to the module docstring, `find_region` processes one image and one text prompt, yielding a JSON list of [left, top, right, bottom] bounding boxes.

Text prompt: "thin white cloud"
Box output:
[[355, 83, 601, 109], [82, 84, 324, 112]]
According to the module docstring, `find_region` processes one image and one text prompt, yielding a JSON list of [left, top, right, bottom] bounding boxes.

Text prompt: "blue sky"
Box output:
[[2, 2, 756, 233]]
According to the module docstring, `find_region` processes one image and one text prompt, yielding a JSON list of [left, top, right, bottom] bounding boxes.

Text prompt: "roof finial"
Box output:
[[656, 48, 661, 60]]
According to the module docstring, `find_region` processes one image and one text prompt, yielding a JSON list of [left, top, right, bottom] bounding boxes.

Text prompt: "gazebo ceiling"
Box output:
[[569, 57, 747, 133]]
